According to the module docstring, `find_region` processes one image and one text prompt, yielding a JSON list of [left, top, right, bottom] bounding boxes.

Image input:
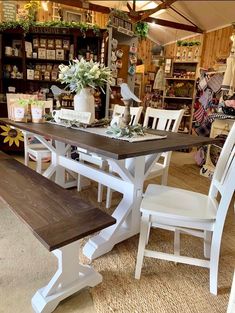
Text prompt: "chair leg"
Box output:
[[145, 222, 151, 245], [106, 188, 113, 209], [25, 151, 29, 167], [204, 231, 212, 259], [209, 226, 224, 295], [36, 155, 42, 174], [161, 167, 169, 185], [174, 229, 180, 256], [135, 214, 150, 279]]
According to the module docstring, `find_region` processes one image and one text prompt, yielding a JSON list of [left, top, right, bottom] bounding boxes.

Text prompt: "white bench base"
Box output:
[[31, 241, 102, 313]]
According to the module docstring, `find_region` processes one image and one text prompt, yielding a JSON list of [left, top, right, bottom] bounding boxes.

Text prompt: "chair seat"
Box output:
[[141, 184, 218, 223], [27, 144, 51, 154]]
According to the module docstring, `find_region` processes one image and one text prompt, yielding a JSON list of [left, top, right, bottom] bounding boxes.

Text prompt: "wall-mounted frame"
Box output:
[[62, 9, 93, 24], [63, 10, 83, 22], [145, 84, 152, 93]]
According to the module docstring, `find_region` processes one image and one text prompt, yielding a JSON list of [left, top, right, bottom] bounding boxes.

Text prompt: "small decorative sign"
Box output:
[[2, 1, 16, 22]]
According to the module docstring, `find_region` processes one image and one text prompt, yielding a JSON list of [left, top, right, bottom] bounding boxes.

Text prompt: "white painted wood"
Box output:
[[78, 106, 143, 207], [31, 241, 102, 313], [143, 108, 184, 184], [227, 270, 235, 313], [135, 123, 235, 295], [112, 104, 143, 126]]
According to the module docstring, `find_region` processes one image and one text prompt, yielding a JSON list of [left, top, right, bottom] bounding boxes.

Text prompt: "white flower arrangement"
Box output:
[[58, 58, 113, 93]]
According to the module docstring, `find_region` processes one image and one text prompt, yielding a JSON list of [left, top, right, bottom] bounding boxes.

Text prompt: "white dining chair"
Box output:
[[135, 122, 235, 295], [77, 105, 143, 204], [112, 104, 143, 125], [24, 100, 53, 174], [227, 270, 235, 313], [143, 108, 184, 184]]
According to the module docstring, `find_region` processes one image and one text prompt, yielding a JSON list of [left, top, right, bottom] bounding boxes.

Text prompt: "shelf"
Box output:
[[27, 79, 61, 84], [165, 77, 195, 81], [164, 96, 193, 100], [26, 58, 69, 63], [3, 55, 23, 60], [3, 78, 23, 81], [174, 61, 198, 64]]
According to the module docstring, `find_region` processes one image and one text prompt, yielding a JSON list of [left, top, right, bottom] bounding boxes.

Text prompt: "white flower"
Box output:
[[58, 58, 112, 94]]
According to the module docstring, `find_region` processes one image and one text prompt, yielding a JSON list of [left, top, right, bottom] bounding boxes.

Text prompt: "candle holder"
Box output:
[[121, 99, 131, 128]]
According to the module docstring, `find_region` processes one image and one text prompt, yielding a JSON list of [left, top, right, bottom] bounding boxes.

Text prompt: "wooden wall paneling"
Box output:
[[200, 26, 233, 69]]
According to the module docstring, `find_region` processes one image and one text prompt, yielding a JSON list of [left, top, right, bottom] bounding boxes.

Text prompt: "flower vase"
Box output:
[[74, 88, 95, 123]]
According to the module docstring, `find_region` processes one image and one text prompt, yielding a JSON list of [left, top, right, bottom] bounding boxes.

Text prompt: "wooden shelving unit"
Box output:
[[163, 61, 198, 134], [0, 26, 108, 119]]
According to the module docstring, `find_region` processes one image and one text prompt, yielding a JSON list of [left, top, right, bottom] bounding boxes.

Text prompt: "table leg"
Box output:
[[31, 241, 102, 313], [83, 155, 149, 260]]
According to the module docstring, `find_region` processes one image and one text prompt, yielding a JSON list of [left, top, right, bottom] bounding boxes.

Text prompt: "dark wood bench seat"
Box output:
[[0, 157, 115, 251]]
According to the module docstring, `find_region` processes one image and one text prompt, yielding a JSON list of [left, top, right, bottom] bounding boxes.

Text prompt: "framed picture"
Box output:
[[165, 58, 172, 74], [56, 49, 64, 60], [145, 84, 152, 93], [47, 39, 55, 49], [148, 72, 155, 81], [63, 10, 83, 22], [55, 39, 62, 49], [46, 49, 56, 60], [38, 48, 46, 59]]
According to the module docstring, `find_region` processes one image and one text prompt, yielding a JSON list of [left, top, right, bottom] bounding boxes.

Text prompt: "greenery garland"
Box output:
[[134, 21, 149, 39], [0, 20, 101, 36], [177, 40, 201, 47]]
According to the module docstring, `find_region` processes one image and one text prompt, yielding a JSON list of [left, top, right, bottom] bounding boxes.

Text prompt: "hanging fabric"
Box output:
[[221, 34, 235, 95]]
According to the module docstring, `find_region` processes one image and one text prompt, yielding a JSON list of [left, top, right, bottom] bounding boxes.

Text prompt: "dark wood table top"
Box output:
[[0, 158, 115, 251], [1, 119, 219, 160]]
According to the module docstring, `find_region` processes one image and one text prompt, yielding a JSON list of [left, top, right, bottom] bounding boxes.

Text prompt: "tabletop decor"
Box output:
[[106, 123, 145, 138], [58, 58, 112, 123]]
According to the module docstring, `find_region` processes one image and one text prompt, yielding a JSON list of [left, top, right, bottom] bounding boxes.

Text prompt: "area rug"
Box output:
[[89, 162, 235, 313]]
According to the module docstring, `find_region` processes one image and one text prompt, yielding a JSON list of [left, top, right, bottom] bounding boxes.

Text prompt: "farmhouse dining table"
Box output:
[[1, 118, 219, 261]]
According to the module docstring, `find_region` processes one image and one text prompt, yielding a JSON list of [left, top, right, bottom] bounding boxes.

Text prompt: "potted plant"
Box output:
[[31, 100, 45, 123], [58, 58, 112, 123]]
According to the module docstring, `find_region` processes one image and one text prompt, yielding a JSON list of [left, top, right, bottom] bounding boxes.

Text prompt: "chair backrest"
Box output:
[[112, 104, 143, 125], [209, 122, 235, 210], [143, 108, 184, 132]]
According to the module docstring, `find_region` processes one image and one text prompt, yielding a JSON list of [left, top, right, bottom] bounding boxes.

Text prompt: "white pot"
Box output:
[[74, 88, 95, 123]]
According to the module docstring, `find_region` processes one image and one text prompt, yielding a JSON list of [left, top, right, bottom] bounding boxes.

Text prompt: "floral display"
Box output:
[[58, 58, 113, 94]]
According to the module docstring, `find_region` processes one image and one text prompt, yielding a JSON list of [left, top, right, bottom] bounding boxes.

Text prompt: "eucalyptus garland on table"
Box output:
[[106, 124, 145, 138]]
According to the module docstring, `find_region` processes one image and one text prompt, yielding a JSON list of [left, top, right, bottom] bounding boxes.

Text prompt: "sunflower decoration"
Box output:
[[0, 125, 24, 147]]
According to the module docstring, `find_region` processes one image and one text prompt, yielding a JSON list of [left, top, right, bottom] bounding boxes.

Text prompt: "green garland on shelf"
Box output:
[[177, 40, 201, 47], [0, 20, 101, 35]]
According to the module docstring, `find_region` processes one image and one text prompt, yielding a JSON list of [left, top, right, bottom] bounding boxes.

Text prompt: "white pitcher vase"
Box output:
[[74, 87, 95, 123]]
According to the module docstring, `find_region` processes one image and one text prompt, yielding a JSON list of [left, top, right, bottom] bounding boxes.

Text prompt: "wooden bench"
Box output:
[[0, 153, 115, 313]]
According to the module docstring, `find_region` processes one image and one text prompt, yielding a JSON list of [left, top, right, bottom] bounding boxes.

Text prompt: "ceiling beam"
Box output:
[[158, 0, 203, 32], [53, 0, 111, 14], [146, 17, 203, 33], [137, 0, 178, 21]]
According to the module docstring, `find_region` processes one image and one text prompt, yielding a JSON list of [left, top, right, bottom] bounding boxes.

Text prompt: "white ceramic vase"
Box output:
[[74, 87, 95, 123]]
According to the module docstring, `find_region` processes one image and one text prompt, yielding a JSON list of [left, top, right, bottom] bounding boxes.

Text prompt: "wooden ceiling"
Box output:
[[53, 0, 203, 33]]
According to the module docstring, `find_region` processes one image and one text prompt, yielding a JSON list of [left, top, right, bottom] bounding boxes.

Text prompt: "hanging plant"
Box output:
[[135, 21, 149, 39]]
